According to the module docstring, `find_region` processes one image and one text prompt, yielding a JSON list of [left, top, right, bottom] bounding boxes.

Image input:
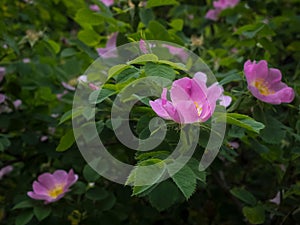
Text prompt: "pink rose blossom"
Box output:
[[150, 72, 229, 124], [213, 0, 239, 9], [0, 94, 6, 104], [27, 169, 78, 204], [13, 99, 22, 109], [162, 44, 189, 62], [101, 0, 114, 7], [205, 9, 221, 21], [139, 39, 148, 54], [97, 32, 118, 58], [62, 82, 75, 91], [0, 165, 13, 180], [22, 58, 31, 63], [206, 0, 239, 21], [89, 4, 100, 11], [244, 60, 295, 105]]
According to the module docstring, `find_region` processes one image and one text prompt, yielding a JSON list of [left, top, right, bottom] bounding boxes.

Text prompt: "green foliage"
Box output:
[[0, 0, 299, 224]]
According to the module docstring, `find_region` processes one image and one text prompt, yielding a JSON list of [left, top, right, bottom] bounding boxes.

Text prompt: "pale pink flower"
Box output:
[[22, 58, 31, 63], [0, 165, 13, 180], [61, 82, 75, 91], [150, 72, 228, 124], [27, 169, 78, 204], [89, 4, 100, 11], [162, 44, 189, 62], [205, 9, 221, 21], [101, 0, 114, 7], [269, 192, 281, 205], [97, 32, 118, 58], [13, 99, 22, 109], [244, 60, 295, 104], [0, 94, 6, 104], [213, 0, 239, 9]]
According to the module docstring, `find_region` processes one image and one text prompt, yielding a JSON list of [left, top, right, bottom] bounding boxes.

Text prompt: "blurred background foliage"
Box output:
[[0, 0, 300, 224]]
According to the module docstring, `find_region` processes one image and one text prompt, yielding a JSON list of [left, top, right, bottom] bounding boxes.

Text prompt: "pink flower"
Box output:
[[97, 32, 118, 58], [0, 94, 5, 104], [244, 60, 295, 105], [62, 82, 76, 91], [150, 72, 227, 124], [22, 58, 31, 63], [27, 169, 78, 204], [206, 0, 239, 21], [89, 4, 100, 11], [0, 67, 5, 83], [139, 39, 148, 54], [101, 0, 114, 7], [213, 0, 239, 9], [162, 44, 189, 62], [13, 99, 22, 109], [0, 165, 13, 180], [205, 9, 221, 21]]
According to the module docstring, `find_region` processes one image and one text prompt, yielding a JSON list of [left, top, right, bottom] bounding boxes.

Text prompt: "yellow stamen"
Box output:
[[194, 102, 202, 116], [48, 185, 64, 198], [252, 79, 274, 96]]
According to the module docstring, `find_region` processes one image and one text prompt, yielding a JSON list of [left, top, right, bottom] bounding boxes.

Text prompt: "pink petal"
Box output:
[[219, 95, 232, 107], [38, 173, 56, 189], [66, 169, 78, 189], [89, 4, 100, 11], [205, 9, 221, 21], [101, 0, 114, 7], [174, 101, 200, 124], [150, 99, 174, 120], [170, 78, 192, 102], [33, 181, 49, 195], [266, 68, 282, 85], [0, 94, 6, 104], [244, 60, 269, 82], [139, 39, 148, 54], [52, 170, 68, 186]]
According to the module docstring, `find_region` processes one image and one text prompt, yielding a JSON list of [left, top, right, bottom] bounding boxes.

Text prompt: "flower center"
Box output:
[[253, 79, 274, 96], [194, 102, 202, 116], [48, 185, 64, 198]]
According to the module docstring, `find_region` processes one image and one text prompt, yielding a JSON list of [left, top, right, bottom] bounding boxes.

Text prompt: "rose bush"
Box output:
[[0, 0, 299, 225]]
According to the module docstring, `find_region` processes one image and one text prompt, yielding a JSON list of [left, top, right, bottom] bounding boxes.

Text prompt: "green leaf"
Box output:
[[56, 129, 75, 152], [234, 24, 265, 39], [15, 210, 34, 225], [60, 48, 78, 58], [13, 200, 34, 210], [74, 8, 103, 26], [230, 187, 257, 206], [89, 89, 116, 104], [217, 113, 265, 134], [243, 205, 265, 224], [47, 40, 60, 54], [148, 181, 179, 211], [59, 108, 83, 125], [83, 164, 101, 182], [108, 64, 131, 80], [78, 29, 101, 46], [128, 54, 158, 65], [169, 19, 184, 31], [260, 115, 286, 144], [86, 187, 109, 201], [171, 165, 197, 200], [34, 206, 51, 221], [144, 62, 176, 80], [147, 0, 179, 8], [157, 60, 187, 71]]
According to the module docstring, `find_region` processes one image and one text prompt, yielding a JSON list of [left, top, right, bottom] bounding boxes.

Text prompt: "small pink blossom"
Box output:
[[27, 169, 78, 204], [62, 82, 76, 91], [0, 165, 13, 180], [139, 39, 148, 54], [101, 0, 114, 7], [162, 44, 189, 62], [228, 141, 239, 149], [88, 83, 100, 90], [56, 90, 68, 100], [213, 0, 239, 9], [150, 72, 228, 124], [13, 99, 22, 109], [0, 67, 6, 83], [244, 60, 295, 104], [97, 32, 118, 58], [206, 0, 239, 21], [89, 4, 100, 11], [205, 9, 221, 21], [40, 135, 49, 142], [269, 192, 281, 205], [0, 94, 6, 104], [23, 58, 31, 63]]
